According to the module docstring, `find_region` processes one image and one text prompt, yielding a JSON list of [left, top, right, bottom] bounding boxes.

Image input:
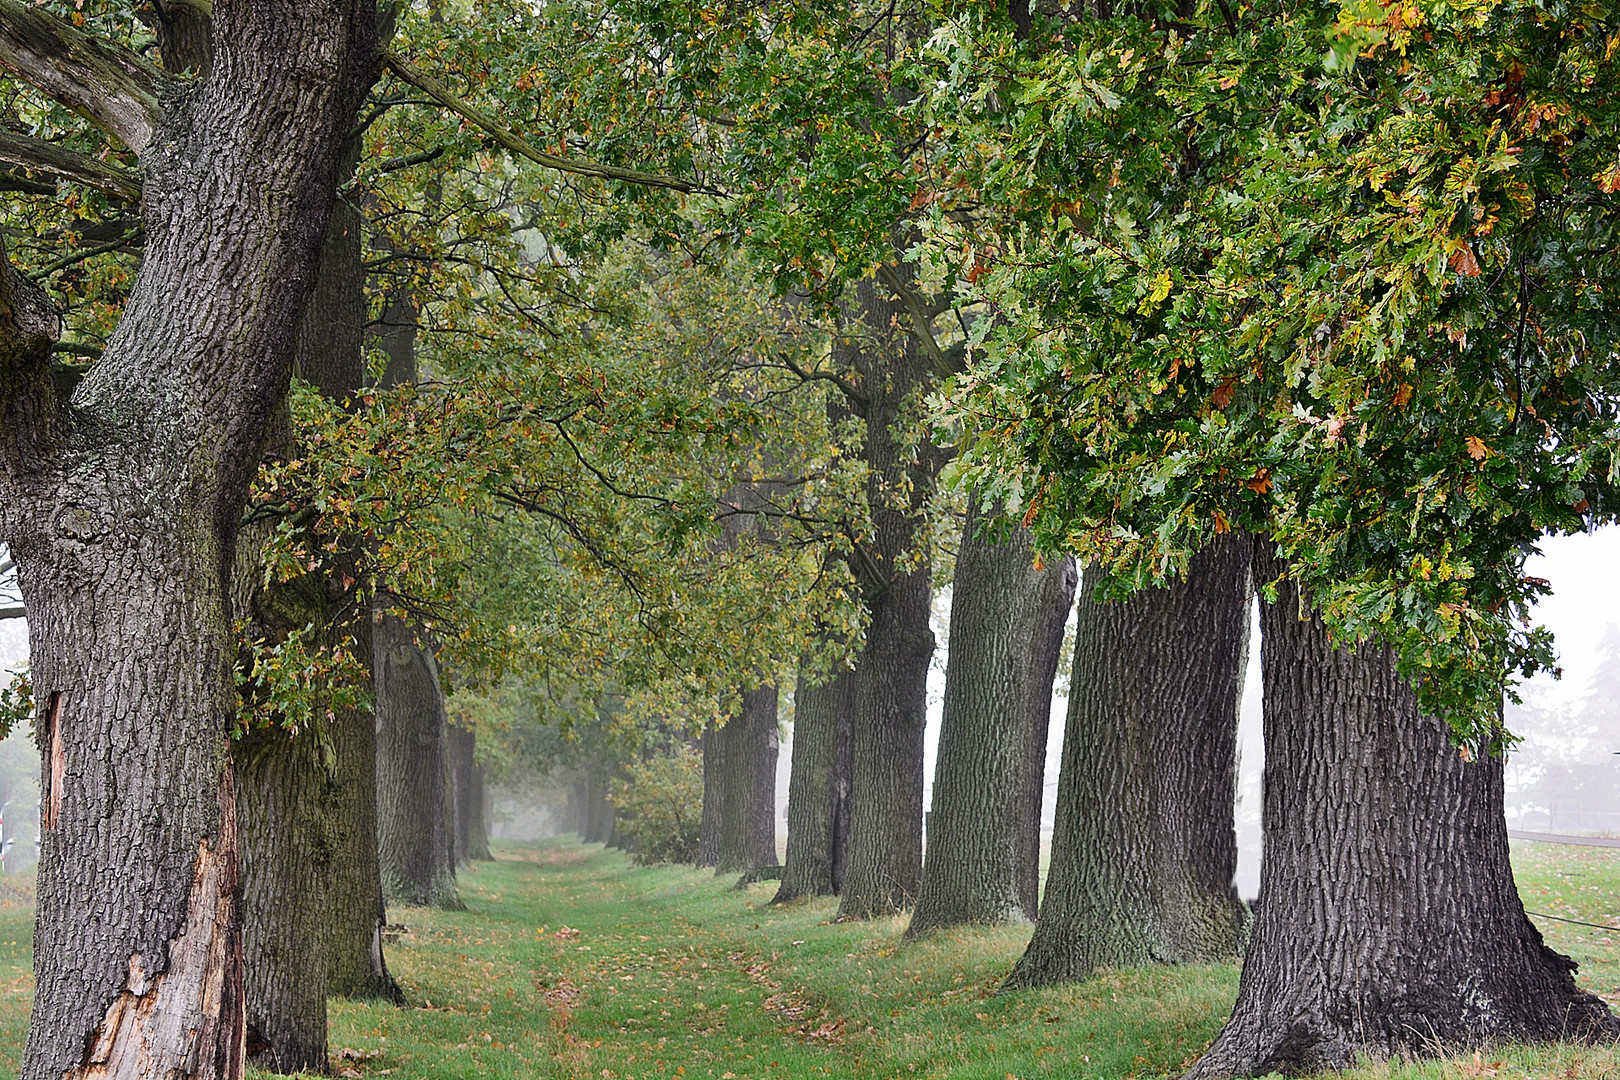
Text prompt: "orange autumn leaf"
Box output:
[[1449, 243, 1481, 277], [1466, 435, 1488, 461]]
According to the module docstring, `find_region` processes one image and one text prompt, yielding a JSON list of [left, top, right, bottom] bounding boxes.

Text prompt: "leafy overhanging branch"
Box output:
[[380, 51, 717, 197], [0, 0, 167, 153]]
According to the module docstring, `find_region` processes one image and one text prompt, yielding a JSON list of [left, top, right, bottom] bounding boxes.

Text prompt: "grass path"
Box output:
[[0, 839, 1616, 1077], [336, 841, 1234, 1079]]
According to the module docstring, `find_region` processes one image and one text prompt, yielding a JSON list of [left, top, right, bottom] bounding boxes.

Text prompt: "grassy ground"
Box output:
[[0, 840, 1618, 1078]]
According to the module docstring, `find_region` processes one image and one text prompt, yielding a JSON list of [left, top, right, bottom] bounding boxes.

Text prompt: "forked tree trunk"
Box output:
[[837, 274, 943, 921], [1006, 533, 1251, 990], [375, 614, 463, 910], [908, 505, 1075, 938], [0, 4, 377, 1077], [715, 686, 780, 874], [698, 722, 724, 866], [1186, 547, 1617, 1077], [1017, 552, 1075, 919], [774, 665, 856, 902]]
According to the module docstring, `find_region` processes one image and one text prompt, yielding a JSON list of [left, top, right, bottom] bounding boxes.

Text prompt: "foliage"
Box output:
[[606, 746, 704, 865], [0, 670, 29, 743], [925, 0, 1620, 735]]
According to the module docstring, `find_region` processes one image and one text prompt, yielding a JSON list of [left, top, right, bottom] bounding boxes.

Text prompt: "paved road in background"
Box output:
[[1509, 830, 1620, 849]]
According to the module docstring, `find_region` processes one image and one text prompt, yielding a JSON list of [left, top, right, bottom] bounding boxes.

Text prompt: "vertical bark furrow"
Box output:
[[774, 665, 856, 902], [715, 685, 780, 874], [1186, 546, 1617, 1077], [1006, 534, 1250, 989], [238, 730, 331, 1073], [907, 503, 1075, 938]]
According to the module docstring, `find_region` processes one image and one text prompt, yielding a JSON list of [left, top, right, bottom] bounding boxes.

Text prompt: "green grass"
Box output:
[[2, 840, 1620, 1078]]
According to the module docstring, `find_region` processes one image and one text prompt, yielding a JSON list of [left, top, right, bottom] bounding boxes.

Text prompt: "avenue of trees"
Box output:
[[0, 0, 1615, 1078]]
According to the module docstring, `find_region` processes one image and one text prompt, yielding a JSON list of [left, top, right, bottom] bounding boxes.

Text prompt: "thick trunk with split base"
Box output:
[[1185, 546, 1616, 1078], [375, 615, 463, 910], [1006, 534, 1250, 990], [715, 686, 780, 875], [837, 273, 944, 920], [0, 3, 377, 1076], [774, 665, 855, 902], [908, 504, 1075, 939]]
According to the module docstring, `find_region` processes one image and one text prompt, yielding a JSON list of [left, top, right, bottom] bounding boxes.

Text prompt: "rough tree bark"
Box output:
[[773, 664, 856, 902], [1005, 533, 1251, 990], [323, 607, 400, 1001], [0, 3, 378, 1076], [907, 502, 1076, 939], [715, 685, 780, 875], [375, 614, 464, 910], [1017, 547, 1075, 919], [1185, 547, 1617, 1077], [837, 273, 945, 920]]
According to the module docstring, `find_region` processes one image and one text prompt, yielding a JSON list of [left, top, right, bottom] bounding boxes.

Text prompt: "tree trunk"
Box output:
[[716, 686, 780, 874], [698, 722, 724, 866], [837, 274, 944, 920], [323, 618, 400, 1000], [236, 729, 331, 1074], [1186, 546, 1617, 1077], [1005, 534, 1250, 990], [374, 614, 463, 910], [1018, 549, 1075, 919], [450, 727, 492, 862], [582, 761, 614, 843], [908, 503, 1075, 939], [0, 4, 378, 1076], [774, 665, 856, 902]]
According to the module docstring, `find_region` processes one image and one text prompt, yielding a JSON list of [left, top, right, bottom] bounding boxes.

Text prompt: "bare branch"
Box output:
[[0, 130, 140, 199], [0, 0, 168, 153], [382, 51, 718, 196], [0, 558, 13, 576], [32, 226, 142, 279], [0, 606, 23, 620]]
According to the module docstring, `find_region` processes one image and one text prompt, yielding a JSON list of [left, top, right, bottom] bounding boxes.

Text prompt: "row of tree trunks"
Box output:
[[1006, 533, 1251, 989], [714, 685, 781, 874], [1188, 546, 1617, 1076], [773, 664, 855, 902], [906, 503, 1075, 939]]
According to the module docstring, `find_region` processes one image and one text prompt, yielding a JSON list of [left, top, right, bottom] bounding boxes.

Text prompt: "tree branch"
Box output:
[[381, 51, 717, 196], [0, 130, 140, 200], [0, 605, 24, 620], [0, 0, 168, 153], [31, 226, 142, 279]]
